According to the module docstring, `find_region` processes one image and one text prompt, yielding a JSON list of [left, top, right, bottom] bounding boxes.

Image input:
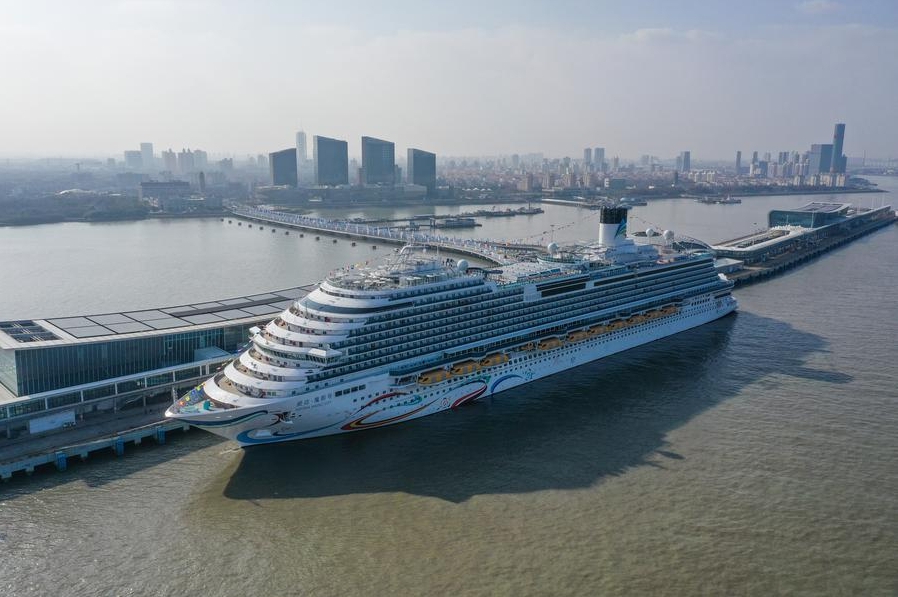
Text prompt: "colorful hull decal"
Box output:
[[357, 391, 407, 412], [490, 373, 523, 393], [451, 381, 488, 408], [236, 421, 342, 444], [341, 399, 436, 431]]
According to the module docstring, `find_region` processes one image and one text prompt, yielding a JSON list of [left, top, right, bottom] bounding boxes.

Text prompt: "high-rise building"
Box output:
[[407, 148, 436, 196], [194, 149, 208, 170], [736, 150, 742, 174], [583, 148, 592, 165], [594, 147, 605, 171], [611, 156, 619, 172], [313, 136, 349, 186], [177, 149, 195, 173], [831, 123, 846, 174], [269, 148, 298, 187], [162, 149, 177, 173], [123, 150, 142, 171], [361, 136, 395, 185], [296, 131, 308, 162], [140, 143, 154, 171], [679, 151, 691, 173], [751, 151, 759, 165], [808, 144, 833, 176]]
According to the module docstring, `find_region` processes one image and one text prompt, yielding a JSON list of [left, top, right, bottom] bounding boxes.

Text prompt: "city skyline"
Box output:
[[1, 1, 897, 159]]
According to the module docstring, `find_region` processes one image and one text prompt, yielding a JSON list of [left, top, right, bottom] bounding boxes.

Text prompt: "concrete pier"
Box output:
[[0, 420, 191, 481]]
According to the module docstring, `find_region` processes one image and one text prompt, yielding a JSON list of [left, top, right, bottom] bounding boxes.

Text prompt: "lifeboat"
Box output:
[[418, 369, 451, 385], [480, 352, 509, 367], [567, 330, 589, 342], [608, 321, 625, 331], [587, 324, 607, 336], [518, 342, 536, 351], [538, 337, 563, 350], [450, 360, 480, 375]]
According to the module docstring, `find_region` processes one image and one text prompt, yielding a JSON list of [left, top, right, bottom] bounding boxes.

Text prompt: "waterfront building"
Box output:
[[313, 136, 349, 186], [124, 150, 143, 171], [713, 202, 893, 265], [269, 148, 298, 187], [678, 151, 691, 173], [407, 148, 436, 197], [808, 144, 833, 176], [296, 130, 308, 162], [0, 287, 310, 438], [831, 123, 846, 174], [139, 181, 191, 201], [736, 150, 742, 174], [140, 143, 154, 171], [361, 137, 395, 185]]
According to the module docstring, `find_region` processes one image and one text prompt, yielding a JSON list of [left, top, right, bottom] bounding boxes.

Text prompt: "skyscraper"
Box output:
[[808, 144, 833, 176], [594, 147, 605, 171], [831, 123, 846, 174], [123, 150, 142, 171], [296, 130, 308, 162], [313, 136, 349, 186], [162, 149, 177, 173], [583, 148, 592, 165], [361, 136, 396, 185], [140, 143, 154, 171], [407, 148, 436, 196], [269, 148, 298, 187], [679, 151, 691, 173], [177, 149, 195, 173], [736, 150, 742, 174]]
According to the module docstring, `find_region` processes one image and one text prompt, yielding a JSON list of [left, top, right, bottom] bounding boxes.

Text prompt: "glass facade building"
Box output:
[[269, 148, 298, 187], [313, 136, 349, 186], [1, 324, 256, 397], [407, 148, 436, 196], [361, 137, 395, 185]]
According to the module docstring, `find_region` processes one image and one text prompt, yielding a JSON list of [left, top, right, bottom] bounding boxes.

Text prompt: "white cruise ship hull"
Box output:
[[184, 295, 736, 446]]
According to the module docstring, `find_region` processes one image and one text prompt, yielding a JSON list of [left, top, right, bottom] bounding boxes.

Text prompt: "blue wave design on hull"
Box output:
[[490, 374, 524, 393]]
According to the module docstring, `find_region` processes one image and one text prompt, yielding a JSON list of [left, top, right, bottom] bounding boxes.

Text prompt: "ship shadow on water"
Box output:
[[223, 312, 851, 503]]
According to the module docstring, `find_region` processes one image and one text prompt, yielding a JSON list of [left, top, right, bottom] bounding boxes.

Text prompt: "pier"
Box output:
[[714, 205, 896, 286], [231, 206, 513, 264], [0, 418, 191, 481]]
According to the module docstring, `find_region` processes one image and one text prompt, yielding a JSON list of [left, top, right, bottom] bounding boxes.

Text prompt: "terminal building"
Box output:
[[712, 202, 894, 265], [0, 286, 312, 438]]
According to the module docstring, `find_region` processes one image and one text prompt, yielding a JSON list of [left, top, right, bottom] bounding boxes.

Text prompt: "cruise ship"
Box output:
[[166, 208, 737, 445]]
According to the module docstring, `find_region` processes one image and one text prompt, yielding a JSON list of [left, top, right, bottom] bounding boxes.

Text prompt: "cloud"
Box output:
[[797, 1, 842, 15]]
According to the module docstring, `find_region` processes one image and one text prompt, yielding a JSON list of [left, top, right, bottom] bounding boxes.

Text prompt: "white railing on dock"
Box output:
[[232, 206, 511, 265]]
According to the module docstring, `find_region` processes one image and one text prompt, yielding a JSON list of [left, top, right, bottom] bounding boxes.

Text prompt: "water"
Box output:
[[0, 181, 896, 595]]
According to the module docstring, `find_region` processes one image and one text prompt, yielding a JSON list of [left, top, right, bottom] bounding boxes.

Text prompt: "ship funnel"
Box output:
[[598, 207, 628, 247]]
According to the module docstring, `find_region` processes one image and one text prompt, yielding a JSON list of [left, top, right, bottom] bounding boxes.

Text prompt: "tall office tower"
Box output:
[[583, 148, 592, 165], [679, 151, 691, 173], [269, 148, 298, 187], [611, 156, 619, 171], [313, 135, 349, 186], [162, 149, 177, 173], [257, 154, 268, 170], [831, 123, 846, 173], [193, 149, 208, 170], [296, 130, 308, 162], [177, 149, 195, 173], [808, 144, 834, 176], [140, 143, 154, 171], [407, 148, 437, 196], [752, 151, 758, 164], [736, 151, 742, 174], [361, 136, 396, 185], [511, 154, 520, 169], [594, 147, 605, 171], [123, 150, 143, 170]]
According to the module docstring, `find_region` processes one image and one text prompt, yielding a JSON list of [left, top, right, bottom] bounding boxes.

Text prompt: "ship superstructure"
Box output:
[[166, 208, 737, 445]]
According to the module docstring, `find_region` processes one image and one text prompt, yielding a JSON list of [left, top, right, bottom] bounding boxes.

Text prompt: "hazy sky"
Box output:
[[1, 0, 897, 160]]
